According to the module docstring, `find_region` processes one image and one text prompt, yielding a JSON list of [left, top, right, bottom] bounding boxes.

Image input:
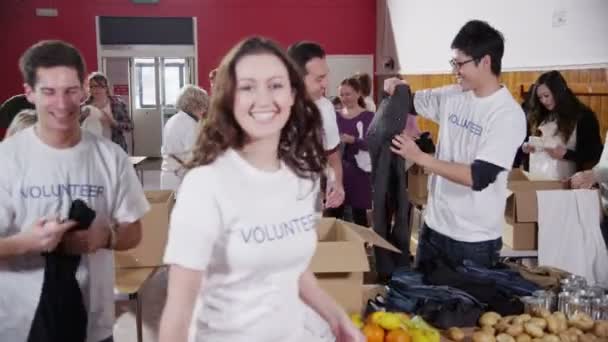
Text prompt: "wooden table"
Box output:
[[129, 156, 147, 185], [115, 266, 159, 342]]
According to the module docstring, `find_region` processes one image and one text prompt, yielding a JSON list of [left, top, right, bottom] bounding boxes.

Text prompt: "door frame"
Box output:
[[95, 16, 198, 156]]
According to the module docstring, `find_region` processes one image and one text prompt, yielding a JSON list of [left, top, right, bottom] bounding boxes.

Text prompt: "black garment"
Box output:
[[562, 110, 603, 171], [27, 253, 88, 342], [28, 200, 96, 342], [0, 94, 35, 133], [366, 85, 412, 276], [420, 258, 525, 316], [471, 160, 505, 191], [325, 205, 368, 227]]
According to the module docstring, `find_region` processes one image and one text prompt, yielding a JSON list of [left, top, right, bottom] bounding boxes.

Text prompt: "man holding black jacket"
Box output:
[[389, 20, 526, 268], [0, 40, 149, 342]]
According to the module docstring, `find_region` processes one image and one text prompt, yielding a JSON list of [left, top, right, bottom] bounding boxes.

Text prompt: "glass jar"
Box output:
[[568, 295, 591, 319], [558, 291, 571, 314], [591, 297, 603, 320], [533, 290, 556, 311], [522, 296, 545, 314], [586, 286, 605, 298]]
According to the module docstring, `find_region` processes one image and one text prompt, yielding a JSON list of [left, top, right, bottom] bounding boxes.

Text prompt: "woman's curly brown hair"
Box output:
[[185, 36, 327, 181]]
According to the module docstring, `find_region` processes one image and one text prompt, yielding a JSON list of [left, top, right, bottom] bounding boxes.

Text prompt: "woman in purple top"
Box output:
[[326, 77, 374, 226]]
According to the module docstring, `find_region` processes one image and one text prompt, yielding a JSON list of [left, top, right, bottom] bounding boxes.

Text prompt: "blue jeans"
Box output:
[[416, 223, 502, 268], [459, 260, 539, 296]]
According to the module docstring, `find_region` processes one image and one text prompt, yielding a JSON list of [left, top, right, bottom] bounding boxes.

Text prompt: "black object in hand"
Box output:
[[415, 132, 436, 154], [67, 199, 96, 231]]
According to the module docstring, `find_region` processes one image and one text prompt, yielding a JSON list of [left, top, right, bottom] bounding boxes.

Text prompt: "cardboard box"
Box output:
[[504, 170, 566, 250], [408, 165, 429, 206], [503, 221, 537, 250], [311, 218, 399, 314], [115, 190, 175, 268]]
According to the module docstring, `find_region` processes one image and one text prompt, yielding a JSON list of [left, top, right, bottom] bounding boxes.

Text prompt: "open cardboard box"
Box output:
[[504, 169, 567, 250], [115, 190, 175, 268], [311, 218, 400, 314], [408, 165, 429, 206]]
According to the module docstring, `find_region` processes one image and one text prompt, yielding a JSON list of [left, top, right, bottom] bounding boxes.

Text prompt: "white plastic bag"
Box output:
[[81, 105, 112, 139], [528, 123, 576, 180], [354, 121, 372, 172]]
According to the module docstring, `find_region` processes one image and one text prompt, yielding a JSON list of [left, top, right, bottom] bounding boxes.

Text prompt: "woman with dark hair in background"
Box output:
[[82, 72, 134, 152], [158, 37, 363, 342], [522, 70, 602, 179], [355, 72, 376, 112], [325, 77, 374, 227]]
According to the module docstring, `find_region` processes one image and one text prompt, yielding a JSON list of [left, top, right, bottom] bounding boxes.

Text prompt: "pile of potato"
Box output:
[[445, 309, 608, 342]]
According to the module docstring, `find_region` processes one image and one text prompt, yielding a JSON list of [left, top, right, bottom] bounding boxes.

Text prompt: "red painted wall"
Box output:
[[0, 0, 376, 101]]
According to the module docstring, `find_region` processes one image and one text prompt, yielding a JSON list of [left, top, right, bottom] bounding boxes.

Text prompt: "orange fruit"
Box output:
[[362, 323, 385, 342], [385, 329, 411, 342]]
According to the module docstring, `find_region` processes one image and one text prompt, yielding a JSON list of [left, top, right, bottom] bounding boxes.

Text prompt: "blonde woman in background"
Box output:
[[6, 109, 37, 137], [160, 85, 209, 190]]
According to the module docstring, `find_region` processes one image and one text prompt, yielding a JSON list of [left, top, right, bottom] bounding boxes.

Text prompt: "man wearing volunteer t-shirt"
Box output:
[[0, 40, 149, 342], [288, 41, 345, 209], [389, 20, 526, 268]]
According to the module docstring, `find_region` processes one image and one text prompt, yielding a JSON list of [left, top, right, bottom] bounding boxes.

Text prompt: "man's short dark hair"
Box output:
[[19, 40, 86, 87], [287, 41, 326, 75], [451, 20, 504, 76]]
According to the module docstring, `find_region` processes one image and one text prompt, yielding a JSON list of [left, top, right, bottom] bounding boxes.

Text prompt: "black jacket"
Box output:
[[366, 84, 413, 275]]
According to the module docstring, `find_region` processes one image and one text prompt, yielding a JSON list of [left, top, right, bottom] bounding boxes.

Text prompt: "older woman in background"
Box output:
[[6, 109, 37, 137], [160, 85, 209, 190], [82, 72, 134, 152]]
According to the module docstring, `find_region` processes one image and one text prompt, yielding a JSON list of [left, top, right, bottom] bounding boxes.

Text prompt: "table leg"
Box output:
[[130, 292, 143, 342]]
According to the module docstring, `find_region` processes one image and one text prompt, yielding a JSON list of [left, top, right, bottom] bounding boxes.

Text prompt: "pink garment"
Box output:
[[404, 113, 421, 137]]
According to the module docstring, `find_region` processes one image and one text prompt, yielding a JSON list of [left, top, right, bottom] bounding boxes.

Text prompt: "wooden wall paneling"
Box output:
[[399, 68, 607, 144]]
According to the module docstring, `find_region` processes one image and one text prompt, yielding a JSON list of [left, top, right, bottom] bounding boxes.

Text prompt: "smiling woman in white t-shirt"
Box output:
[[158, 37, 363, 342]]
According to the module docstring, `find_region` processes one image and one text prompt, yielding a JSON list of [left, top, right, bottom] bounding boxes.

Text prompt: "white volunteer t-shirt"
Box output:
[[0, 127, 150, 342], [160, 111, 198, 190], [315, 97, 340, 151], [164, 149, 321, 342], [414, 85, 526, 242]]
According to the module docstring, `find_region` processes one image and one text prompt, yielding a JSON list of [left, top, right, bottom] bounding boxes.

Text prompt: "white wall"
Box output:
[[387, 0, 608, 74], [326, 55, 374, 98]]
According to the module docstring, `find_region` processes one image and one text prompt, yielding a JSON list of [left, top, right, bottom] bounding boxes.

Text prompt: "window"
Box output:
[[134, 58, 156, 109], [163, 58, 186, 107]]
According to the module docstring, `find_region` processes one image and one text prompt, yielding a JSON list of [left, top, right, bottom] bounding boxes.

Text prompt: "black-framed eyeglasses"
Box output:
[[449, 58, 476, 70]]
